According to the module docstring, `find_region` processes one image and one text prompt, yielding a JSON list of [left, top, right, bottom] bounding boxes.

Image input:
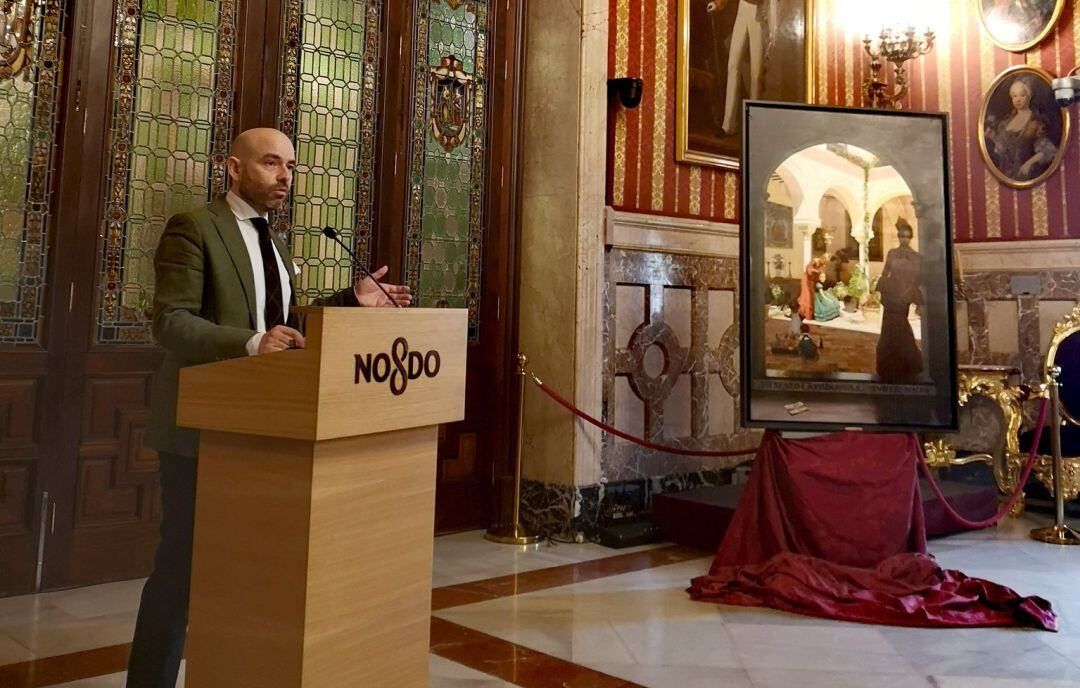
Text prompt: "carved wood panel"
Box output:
[[0, 376, 42, 594], [66, 373, 160, 586], [75, 376, 158, 527]]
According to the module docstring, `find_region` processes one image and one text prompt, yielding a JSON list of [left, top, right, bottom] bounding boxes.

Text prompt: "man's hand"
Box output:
[[355, 266, 413, 308], [258, 325, 305, 354]]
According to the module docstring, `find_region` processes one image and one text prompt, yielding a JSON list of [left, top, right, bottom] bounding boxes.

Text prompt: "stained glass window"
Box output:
[[0, 0, 63, 345], [405, 0, 490, 341], [96, 0, 236, 344], [278, 0, 382, 304]]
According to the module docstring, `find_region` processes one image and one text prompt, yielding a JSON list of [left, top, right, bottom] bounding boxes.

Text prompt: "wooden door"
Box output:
[[0, 0, 523, 595], [0, 0, 68, 596], [40, 0, 277, 589]]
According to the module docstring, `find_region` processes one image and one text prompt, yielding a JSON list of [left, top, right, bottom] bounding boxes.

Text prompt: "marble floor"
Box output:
[[1, 515, 1079, 687]]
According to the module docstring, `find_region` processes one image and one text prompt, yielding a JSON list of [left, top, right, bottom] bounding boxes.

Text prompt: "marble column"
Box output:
[[519, 0, 607, 489], [795, 220, 816, 270]]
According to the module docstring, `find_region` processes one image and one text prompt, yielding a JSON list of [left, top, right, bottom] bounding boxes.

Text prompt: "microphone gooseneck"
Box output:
[[322, 226, 401, 308]]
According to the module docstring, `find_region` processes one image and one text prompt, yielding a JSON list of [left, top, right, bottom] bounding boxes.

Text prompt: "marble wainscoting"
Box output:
[[601, 210, 758, 482], [521, 468, 739, 540], [520, 210, 759, 539], [957, 269, 1080, 383]]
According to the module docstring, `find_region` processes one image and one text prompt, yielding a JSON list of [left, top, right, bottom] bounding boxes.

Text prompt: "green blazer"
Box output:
[[145, 197, 359, 458]]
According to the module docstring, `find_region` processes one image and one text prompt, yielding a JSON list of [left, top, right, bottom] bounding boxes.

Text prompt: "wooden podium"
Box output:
[[176, 307, 467, 687]]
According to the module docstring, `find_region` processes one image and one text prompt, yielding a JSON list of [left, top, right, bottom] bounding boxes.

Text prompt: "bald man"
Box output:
[[129, 128, 411, 688]]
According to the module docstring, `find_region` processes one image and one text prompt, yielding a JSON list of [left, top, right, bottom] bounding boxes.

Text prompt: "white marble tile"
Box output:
[[44, 659, 516, 688], [46, 672, 127, 688], [882, 626, 1080, 682], [711, 604, 838, 627], [748, 669, 933, 688], [0, 632, 35, 664], [728, 623, 916, 674], [932, 678, 1080, 688], [590, 664, 753, 688], [429, 654, 520, 687], [0, 591, 64, 628], [44, 579, 145, 620], [430, 530, 665, 588], [46, 662, 183, 688], [436, 561, 742, 675], [5, 611, 135, 658]]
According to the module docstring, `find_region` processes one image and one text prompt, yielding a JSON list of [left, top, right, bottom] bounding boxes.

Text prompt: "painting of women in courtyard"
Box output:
[[742, 103, 956, 431], [980, 66, 1069, 188], [759, 144, 929, 385]]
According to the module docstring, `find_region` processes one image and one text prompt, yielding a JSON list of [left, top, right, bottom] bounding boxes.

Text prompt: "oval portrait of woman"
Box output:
[[978, 0, 1064, 52], [979, 65, 1069, 189]]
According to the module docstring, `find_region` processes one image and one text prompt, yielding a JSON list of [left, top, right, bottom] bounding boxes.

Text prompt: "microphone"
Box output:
[[322, 226, 402, 308]]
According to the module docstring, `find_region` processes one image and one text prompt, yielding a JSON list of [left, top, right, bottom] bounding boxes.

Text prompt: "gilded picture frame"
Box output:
[[977, 0, 1065, 53], [676, 0, 815, 170], [978, 65, 1070, 190]]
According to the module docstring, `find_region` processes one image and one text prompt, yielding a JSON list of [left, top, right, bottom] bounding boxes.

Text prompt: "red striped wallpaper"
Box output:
[[607, 0, 1080, 242]]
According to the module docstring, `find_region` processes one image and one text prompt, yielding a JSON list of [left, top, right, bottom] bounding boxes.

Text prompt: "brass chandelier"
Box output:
[[862, 26, 936, 110]]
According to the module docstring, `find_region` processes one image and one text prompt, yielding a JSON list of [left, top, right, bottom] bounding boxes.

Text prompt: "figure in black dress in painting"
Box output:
[[875, 219, 923, 383]]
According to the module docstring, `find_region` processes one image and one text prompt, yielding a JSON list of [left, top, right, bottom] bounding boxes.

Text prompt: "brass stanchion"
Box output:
[[1031, 366, 1080, 545], [485, 353, 542, 548]]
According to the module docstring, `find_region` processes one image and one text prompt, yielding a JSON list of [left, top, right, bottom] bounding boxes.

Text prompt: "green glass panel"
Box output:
[[280, 0, 382, 304], [0, 0, 64, 344], [405, 0, 489, 339], [97, 0, 234, 344]]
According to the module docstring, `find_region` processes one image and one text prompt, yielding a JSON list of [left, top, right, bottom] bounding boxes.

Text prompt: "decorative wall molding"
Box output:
[[605, 208, 739, 258], [957, 239, 1080, 272]]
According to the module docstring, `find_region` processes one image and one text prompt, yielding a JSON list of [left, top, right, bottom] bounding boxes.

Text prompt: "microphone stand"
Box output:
[[322, 226, 401, 308]]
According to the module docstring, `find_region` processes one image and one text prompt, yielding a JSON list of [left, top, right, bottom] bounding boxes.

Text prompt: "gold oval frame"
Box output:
[[976, 0, 1065, 53], [977, 65, 1070, 190]]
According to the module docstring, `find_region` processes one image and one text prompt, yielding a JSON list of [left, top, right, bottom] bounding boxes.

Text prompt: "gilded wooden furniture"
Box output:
[[923, 364, 1027, 514], [1025, 302, 1080, 544]]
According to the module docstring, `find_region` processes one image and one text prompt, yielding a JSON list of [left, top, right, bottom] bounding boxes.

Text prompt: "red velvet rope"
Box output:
[[532, 372, 1049, 526], [530, 376, 759, 458], [916, 396, 1049, 529]]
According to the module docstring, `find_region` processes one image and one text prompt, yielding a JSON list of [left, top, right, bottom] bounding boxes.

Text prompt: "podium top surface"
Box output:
[[177, 308, 467, 441]]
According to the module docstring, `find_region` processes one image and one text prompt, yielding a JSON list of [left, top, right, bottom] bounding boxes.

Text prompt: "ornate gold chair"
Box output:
[[1020, 302, 1080, 543], [923, 365, 1028, 513]]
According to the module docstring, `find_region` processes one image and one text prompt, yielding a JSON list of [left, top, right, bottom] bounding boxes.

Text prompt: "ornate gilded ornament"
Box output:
[[922, 365, 1028, 514], [1034, 456, 1080, 502], [0, 0, 34, 80], [428, 55, 473, 153], [1030, 302, 1080, 504]]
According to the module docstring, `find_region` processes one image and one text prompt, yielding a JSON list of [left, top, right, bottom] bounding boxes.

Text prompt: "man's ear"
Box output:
[[225, 156, 240, 182]]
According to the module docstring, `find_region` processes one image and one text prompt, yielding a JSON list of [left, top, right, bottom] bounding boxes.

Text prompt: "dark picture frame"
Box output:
[[978, 65, 1070, 190], [740, 101, 958, 432], [676, 0, 814, 170], [977, 0, 1064, 52]]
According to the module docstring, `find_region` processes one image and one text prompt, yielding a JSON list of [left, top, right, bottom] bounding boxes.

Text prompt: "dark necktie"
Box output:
[[250, 217, 285, 330]]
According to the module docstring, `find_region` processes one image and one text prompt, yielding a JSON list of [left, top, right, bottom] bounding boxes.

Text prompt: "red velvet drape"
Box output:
[[688, 431, 1056, 631]]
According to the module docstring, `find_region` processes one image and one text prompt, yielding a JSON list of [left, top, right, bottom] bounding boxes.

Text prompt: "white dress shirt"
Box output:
[[224, 191, 298, 355]]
